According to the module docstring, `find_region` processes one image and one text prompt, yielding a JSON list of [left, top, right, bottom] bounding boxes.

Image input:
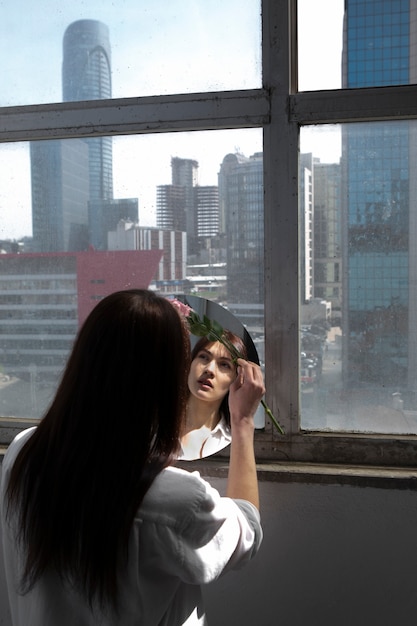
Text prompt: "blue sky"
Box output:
[[0, 0, 261, 106]]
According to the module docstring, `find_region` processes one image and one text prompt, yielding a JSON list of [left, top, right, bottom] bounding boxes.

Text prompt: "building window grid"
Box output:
[[347, 0, 410, 86]]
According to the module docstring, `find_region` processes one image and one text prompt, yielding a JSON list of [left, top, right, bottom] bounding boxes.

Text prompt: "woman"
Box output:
[[0, 289, 264, 625], [179, 331, 248, 460]]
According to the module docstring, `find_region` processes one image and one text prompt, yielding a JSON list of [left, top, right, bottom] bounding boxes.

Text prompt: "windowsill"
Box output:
[[1, 418, 417, 489], [1, 449, 416, 489], [176, 458, 417, 490]]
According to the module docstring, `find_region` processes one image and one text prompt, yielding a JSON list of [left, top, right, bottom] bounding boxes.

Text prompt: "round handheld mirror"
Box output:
[[172, 294, 261, 460]]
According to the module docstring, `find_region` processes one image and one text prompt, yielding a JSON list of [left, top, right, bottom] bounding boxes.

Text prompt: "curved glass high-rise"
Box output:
[[31, 20, 115, 253], [62, 20, 111, 102], [63, 20, 113, 203]]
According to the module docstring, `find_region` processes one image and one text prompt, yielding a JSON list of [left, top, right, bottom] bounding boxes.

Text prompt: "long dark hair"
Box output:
[[190, 330, 247, 427], [5, 289, 190, 612]]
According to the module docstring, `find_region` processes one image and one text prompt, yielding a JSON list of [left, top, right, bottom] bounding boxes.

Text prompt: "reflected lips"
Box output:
[[198, 378, 213, 389]]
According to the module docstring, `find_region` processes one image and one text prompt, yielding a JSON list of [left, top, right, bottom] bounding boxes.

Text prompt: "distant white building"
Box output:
[[108, 220, 187, 290]]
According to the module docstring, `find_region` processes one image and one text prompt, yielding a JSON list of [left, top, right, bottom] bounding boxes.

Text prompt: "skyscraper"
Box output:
[[218, 152, 264, 305], [31, 139, 90, 252], [313, 160, 341, 313], [195, 186, 219, 238], [156, 185, 187, 233], [62, 20, 113, 202], [156, 157, 220, 260], [342, 0, 417, 395], [170, 157, 199, 254], [31, 20, 114, 252]]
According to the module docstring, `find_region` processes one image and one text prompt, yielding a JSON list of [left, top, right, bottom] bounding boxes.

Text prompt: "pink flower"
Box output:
[[168, 298, 193, 319]]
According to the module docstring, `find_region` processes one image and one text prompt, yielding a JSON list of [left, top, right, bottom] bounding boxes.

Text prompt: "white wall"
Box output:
[[1, 466, 416, 626]]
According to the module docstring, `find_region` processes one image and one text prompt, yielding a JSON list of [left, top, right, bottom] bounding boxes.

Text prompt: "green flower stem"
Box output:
[[261, 400, 285, 435]]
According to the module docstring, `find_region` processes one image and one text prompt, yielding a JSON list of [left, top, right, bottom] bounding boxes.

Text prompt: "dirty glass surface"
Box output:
[[0, 129, 263, 418], [0, 0, 261, 107], [300, 120, 417, 435]]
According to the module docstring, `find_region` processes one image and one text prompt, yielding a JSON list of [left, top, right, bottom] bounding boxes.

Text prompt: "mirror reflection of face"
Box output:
[[187, 341, 236, 406]]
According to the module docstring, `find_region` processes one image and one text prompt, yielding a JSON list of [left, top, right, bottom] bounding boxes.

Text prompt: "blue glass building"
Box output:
[[62, 20, 113, 203], [342, 0, 417, 394], [31, 20, 114, 252]]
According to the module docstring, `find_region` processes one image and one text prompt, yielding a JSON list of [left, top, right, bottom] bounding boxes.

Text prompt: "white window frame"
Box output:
[[1, 0, 417, 467]]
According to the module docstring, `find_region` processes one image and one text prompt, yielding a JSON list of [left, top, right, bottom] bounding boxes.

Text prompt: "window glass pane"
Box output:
[[0, 129, 263, 418], [298, 0, 344, 91], [298, 0, 416, 91], [0, 0, 261, 107], [300, 120, 417, 435]]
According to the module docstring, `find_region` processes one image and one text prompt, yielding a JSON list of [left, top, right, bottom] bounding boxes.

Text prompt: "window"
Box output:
[[1, 0, 416, 468], [300, 120, 417, 437]]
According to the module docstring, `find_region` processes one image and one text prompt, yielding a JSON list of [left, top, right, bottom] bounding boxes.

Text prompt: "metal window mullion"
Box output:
[[263, 0, 300, 438], [0, 89, 270, 143], [290, 85, 417, 125]]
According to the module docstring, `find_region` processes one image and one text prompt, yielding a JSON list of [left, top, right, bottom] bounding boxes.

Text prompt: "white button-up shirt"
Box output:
[[1, 428, 262, 625]]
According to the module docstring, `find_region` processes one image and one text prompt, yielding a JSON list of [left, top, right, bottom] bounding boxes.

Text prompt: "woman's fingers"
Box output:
[[229, 359, 266, 419]]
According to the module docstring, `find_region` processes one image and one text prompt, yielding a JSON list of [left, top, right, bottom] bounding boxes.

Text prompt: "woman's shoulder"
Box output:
[[3, 427, 36, 469], [1, 428, 36, 503]]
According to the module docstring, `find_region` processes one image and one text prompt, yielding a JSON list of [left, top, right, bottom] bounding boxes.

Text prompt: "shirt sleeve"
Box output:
[[169, 474, 263, 585]]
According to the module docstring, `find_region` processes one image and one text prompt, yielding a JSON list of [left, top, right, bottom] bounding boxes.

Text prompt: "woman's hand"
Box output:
[[228, 358, 265, 426]]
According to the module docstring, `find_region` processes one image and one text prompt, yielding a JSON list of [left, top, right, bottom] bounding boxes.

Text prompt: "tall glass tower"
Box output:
[[63, 20, 113, 202], [31, 20, 114, 252], [342, 0, 417, 398]]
